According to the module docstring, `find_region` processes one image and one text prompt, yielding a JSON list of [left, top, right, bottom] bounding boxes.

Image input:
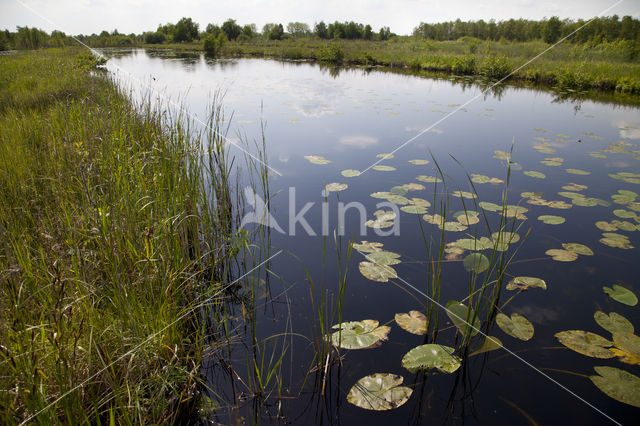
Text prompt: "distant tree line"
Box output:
[[2, 15, 638, 51], [413, 15, 640, 44]]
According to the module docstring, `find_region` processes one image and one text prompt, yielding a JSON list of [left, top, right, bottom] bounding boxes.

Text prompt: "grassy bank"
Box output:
[[0, 48, 241, 423], [144, 37, 640, 95]]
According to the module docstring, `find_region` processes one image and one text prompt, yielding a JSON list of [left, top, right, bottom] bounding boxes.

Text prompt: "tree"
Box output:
[[205, 23, 221, 37], [363, 24, 372, 40], [379, 26, 391, 41], [203, 31, 227, 56], [144, 32, 165, 44], [287, 22, 310, 37], [173, 17, 198, 42], [222, 19, 242, 40], [267, 24, 284, 40], [542, 16, 562, 43], [262, 23, 276, 37], [315, 21, 328, 39]]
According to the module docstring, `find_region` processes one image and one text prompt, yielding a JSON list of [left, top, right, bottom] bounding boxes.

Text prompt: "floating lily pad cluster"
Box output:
[[354, 240, 399, 282], [545, 243, 593, 262]]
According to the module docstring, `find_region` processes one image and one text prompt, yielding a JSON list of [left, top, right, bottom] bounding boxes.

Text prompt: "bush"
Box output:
[[316, 43, 344, 64], [144, 32, 166, 44], [479, 55, 512, 79], [203, 32, 227, 56]]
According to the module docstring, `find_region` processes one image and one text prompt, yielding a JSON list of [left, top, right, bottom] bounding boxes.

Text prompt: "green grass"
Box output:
[[0, 48, 243, 424], [143, 37, 640, 95]]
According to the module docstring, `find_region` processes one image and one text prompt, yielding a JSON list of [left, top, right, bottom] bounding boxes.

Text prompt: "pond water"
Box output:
[[104, 49, 640, 425]]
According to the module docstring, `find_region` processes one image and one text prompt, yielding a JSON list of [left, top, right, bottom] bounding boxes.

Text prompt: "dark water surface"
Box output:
[[105, 49, 640, 425]]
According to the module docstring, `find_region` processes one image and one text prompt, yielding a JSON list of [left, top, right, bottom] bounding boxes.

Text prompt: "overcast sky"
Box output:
[[2, 0, 639, 36]]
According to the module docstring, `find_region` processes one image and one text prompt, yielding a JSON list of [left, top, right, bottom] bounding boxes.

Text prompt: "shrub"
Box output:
[[316, 43, 344, 64], [479, 55, 512, 79], [144, 32, 166, 44]]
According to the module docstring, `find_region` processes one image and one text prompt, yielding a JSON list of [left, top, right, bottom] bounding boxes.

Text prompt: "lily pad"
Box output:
[[395, 311, 428, 335], [386, 195, 411, 205], [611, 332, 640, 365], [422, 214, 444, 225], [341, 169, 361, 177], [401, 344, 461, 373], [416, 175, 442, 183], [304, 155, 330, 165], [479, 201, 501, 212], [376, 153, 394, 159], [471, 174, 503, 184], [546, 249, 578, 262], [566, 168, 591, 175], [538, 215, 565, 225], [596, 221, 618, 231], [403, 183, 425, 191], [491, 231, 520, 245], [439, 221, 468, 232], [325, 182, 348, 192], [359, 261, 397, 282], [524, 170, 546, 179], [594, 312, 634, 335], [451, 190, 477, 199], [506, 276, 547, 291], [562, 243, 593, 256], [463, 253, 490, 273], [330, 320, 390, 350], [352, 241, 383, 253], [600, 233, 634, 249], [502, 205, 528, 218], [365, 250, 401, 266], [347, 373, 413, 411], [446, 301, 481, 337], [562, 183, 587, 191], [409, 197, 431, 207], [493, 150, 510, 160], [603, 285, 638, 306], [373, 165, 396, 172], [555, 330, 615, 358], [400, 205, 428, 214], [390, 186, 409, 196], [590, 366, 640, 408], [408, 159, 430, 165], [496, 313, 534, 341], [469, 336, 503, 356], [455, 237, 493, 251]]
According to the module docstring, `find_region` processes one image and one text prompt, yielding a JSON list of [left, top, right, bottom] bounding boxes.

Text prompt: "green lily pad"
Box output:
[[409, 197, 431, 207], [386, 195, 411, 205], [463, 253, 490, 273], [548, 200, 574, 209], [506, 276, 547, 291], [491, 231, 520, 245], [562, 183, 587, 191], [376, 153, 394, 159], [359, 261, 397, 282], [613, 209, 637, 219], [538, 215, 565, 225], [566, 168, 591, 175], [352, 241, 383, 253], [304, 155, 330, 165], [373, 165, 396, 172], [422, 214, 444, 225], [416, 175, 442, 183], [562, 243, 593, 256], [493, 150, 510, 160], [395, 311, 428, 335], [341, 169, 361, 177], [502, 205, 528, 218], [469, 336, 503, 356], [365, 250, 401, 266], [600, 233, 634, 249], [439, 221, 468, 232], [471, 174, 503, 184], [589, 152, 607, 159], [390, 186, 409, 196], [496, 313, 534, 341], [611, 220, 638, 231], [611, 332, 640, 365], [596, 221, 618, 231], [590, 366, 640, 408], [524, 170, 546, 179], [370, 191, 392, 199], [403, 183, 425, 191], [594, 312, 634, 336], [446, 301, 481, 337], [401, 344, 461, 373], [479, 201, 502, 212], [555, 330, 615, 358], [347, 373, 413, 411], [603, 285, 638, 306], [330, 320, 390, 349], [400, 205, 428, 214], [451, 190, 477, 199], [408, 159, 430, 165], [325, 182, 348, 192], [455, 214, 480, 225], [546, 249, 578, 262], [455, 237, 493, 251]]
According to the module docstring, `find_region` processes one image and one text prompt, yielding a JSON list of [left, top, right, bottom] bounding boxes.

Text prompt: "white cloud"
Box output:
[[339, 134, 379, 148]]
